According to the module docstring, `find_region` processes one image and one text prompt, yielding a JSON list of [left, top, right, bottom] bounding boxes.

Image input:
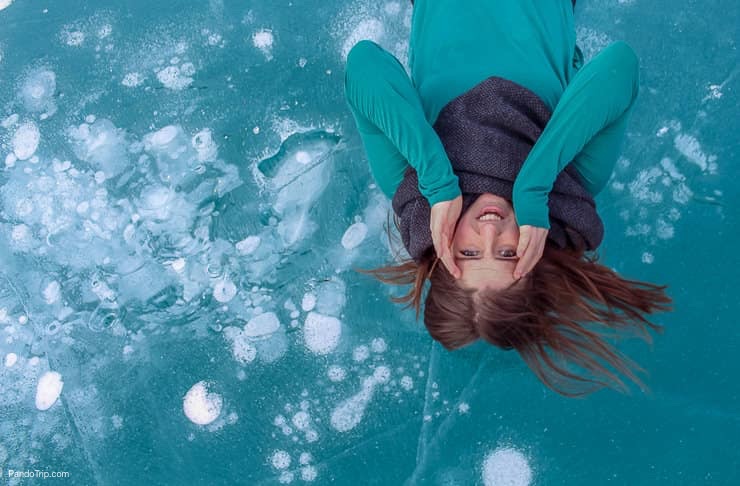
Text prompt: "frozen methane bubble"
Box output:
[[12, 121, 40, 160], [303, 312, 342, 355], [20, 69, 57, 115], [156, 65, 194, 90], [236, 236, 261, 255], [5, 353, 18, 367], [183, 381, 223, 425], [36, 371, 64, 411], [0, 1, 13, 11], [271, 450, 291, 469], [482, 447, 533, 486], [301, 292, 316, 312], [341, 222, 368, 250], [43, 281, 61, 304], [191, 128, 218, 162], [212, 279, 237, 303], [244, 312, 280, 337]]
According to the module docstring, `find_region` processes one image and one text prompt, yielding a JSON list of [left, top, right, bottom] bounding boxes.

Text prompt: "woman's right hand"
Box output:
[[430, 195, 463, 279], [514, 225, 548, 279]]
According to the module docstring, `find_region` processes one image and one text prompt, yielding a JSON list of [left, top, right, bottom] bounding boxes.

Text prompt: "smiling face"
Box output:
[[451, 193, 521, 291]]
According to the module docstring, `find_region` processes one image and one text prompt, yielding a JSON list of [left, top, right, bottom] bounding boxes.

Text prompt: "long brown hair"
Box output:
[[358, 214, 673, 397]]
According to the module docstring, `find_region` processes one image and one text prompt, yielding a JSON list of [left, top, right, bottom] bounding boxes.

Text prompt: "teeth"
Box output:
[[478, 213, 502, 221]]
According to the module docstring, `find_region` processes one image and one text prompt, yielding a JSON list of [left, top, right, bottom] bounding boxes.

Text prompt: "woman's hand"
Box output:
[[430, 195, 462, 279], [514, 225, 548, 279]]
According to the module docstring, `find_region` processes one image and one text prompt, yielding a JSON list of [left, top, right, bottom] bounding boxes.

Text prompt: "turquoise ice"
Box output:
[[0, 0, 738, 484]]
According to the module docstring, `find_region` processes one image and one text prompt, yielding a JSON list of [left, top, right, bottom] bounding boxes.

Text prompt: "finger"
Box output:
[[441, 245, 461, 279], [514, 230, 531, 278]]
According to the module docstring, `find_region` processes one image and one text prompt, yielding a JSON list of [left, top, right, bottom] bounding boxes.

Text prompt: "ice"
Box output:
[[252, 29, 274, 60], [35, 371, 64, 411], [11, 121, 40, 160], [183, 381, 223, 425], [156, 65, 194, 90], [255, 130, 339, 247], [20, 69, 57, 116], [482, 447, 533, 486], [303, 312, 341, 355], [212, 278, 237, 303], [244, 312, 280, 337], [0, 1, 734, 484], [271, 450, 291, 469], [122, 72, 144, 87], [329, 371, 388, 432], [341, 222, 368, 250], [67, 118, 129, 177], [4, 352, 18, 367]]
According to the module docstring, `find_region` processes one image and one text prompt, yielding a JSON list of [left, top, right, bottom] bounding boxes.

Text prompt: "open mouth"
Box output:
[[476, 206, 505, 222]]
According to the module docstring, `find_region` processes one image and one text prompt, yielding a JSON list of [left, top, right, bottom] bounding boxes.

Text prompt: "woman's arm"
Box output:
[[343, 40, 461, 205], [512, 40, 641, 229]]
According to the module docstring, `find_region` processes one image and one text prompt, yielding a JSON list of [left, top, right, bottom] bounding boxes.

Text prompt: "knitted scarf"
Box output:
[[392, 76, 604, 262]]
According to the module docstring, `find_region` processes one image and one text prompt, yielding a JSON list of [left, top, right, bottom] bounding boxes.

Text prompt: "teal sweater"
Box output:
[[343, 0, 640, 229]]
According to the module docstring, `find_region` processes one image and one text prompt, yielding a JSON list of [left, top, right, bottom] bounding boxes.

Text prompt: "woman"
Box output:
[[343, 0, 672, 396]]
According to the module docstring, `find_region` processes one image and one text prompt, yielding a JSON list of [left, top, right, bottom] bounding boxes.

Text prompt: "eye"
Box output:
[[461, 249, 479, 257], [499, 249, 517, 258]]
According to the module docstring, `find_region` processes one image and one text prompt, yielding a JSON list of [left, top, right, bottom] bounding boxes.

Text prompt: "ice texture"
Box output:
[[0, 0, 735, 484]]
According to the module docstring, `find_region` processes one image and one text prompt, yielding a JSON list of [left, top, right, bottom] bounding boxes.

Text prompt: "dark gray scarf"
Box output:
[[392, 76, 604, 262]]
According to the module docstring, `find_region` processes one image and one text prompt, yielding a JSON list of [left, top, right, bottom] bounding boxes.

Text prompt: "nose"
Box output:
[[478, 221, 501, 256]]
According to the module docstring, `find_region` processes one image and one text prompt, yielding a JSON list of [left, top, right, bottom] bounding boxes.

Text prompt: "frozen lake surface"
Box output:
[[0, 0, 738, 484]]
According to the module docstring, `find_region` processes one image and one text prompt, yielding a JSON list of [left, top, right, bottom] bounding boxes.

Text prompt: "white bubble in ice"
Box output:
[[330, 377, 376, 432], [352, 345, 370, 362], [183, 381, 222, 425], [223, 327, 257, 364], [372, 365, 390, 384], [4, 353, 18, 367], [301, 292, 316, 312], [299, 452, 312, 465], [180, 62, 196, 77], [292, 411, 310, 430], [235, 235, 261, 255], [294, 150, 311, 164], [641, 252, 654, 264], [303, 312, 341, 355], [252, 29, 274, 59], [327, 365, 346, 382], [43, 281, 61, 305], [12, 121, 40, 160], [400, 375, 413, 390], [148, 125, 178, 146], [271, 450, 291, 469], [370, 338, 387, 353], [156, 65, 193, 90], [244, 312, 280, 337], [458, 402, 470, 414], [482, 447, 533, 486], [35, 371, 64, 411], [191, 128, 218, 162], [0, 1, 13, 11], [122, 72, 144, 87], [213, 279, 237, 303], [171, 258, 186, 272], [63, 30, 85, 46], [301, 466, 317, 481], [341, 222, 368, 250], [20, 69, 57, 114]]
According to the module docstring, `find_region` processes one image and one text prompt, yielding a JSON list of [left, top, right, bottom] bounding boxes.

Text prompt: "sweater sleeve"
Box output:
[[343, 40, 461, 206], [512, 40, 640, 229]]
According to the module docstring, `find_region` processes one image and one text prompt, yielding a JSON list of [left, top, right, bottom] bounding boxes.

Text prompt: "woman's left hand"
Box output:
[[514, 225, 548, 279], [430, 195, 463, 279]]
